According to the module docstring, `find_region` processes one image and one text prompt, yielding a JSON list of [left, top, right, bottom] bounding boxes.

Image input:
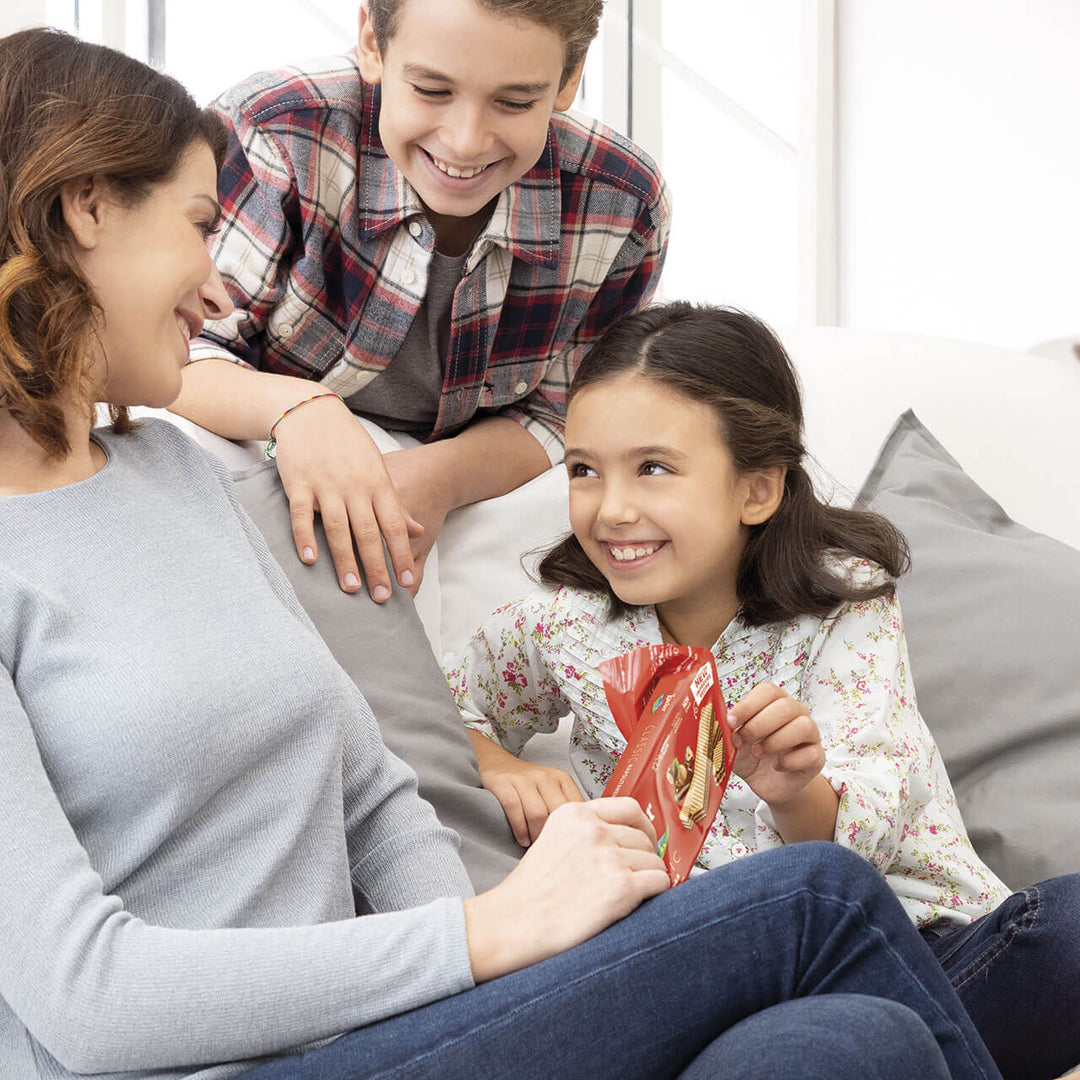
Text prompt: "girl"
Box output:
[[447, 302, 1080, 1080], [0, 27, 1003, 1080]]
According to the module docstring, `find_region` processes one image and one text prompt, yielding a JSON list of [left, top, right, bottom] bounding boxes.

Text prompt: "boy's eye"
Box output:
[[411, 85, 450, 99], [640, 461, 671, 476], [567, 462, 597, 479], [498, 99, 537, 112]]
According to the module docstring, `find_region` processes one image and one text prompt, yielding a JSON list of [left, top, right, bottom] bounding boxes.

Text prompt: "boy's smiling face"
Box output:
[[358, 0, 583, 245]]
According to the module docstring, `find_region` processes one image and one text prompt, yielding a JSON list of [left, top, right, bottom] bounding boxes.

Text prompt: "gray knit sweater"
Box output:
[[0, 420, 475, 1079]]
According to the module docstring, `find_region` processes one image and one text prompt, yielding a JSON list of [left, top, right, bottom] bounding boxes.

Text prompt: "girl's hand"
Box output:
[[462, 799, 669, 982], [728, 682, 826, 809], [272, 398, 423, 601], [470, 734, 585, 847]]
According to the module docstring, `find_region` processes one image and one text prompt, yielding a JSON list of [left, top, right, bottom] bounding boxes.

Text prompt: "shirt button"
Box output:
[[402, 268, 417, 285], [408, 221, 423, 238], [279, 322, 293, 337], [730, 842, 750, 858], [513, 380, 528, 394]]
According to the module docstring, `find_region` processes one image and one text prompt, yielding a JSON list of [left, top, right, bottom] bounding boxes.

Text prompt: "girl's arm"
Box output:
[[445, 594, 586, 844]]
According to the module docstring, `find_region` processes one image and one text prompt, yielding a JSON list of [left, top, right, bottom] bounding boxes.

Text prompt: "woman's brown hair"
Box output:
[[0, 27, 227, 458], [365, 0, 604, 86], [538, 302, 910, 626]]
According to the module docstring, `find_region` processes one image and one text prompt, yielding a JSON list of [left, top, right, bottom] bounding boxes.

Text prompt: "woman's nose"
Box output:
[[198, 262, 234, 321]]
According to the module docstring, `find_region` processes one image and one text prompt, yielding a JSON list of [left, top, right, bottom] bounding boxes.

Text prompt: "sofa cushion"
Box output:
[[857, 410, 1080, 889]]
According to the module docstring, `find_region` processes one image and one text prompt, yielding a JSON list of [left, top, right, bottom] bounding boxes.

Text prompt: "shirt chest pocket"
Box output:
[[268, 277, 344, 374]]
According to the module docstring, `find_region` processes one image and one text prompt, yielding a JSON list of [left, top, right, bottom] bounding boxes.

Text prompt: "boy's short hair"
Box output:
[[366, 0, 604, 86]]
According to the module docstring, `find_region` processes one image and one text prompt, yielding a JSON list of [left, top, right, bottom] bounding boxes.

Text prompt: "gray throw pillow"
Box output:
[[856, 410, 1080, 890], [230, 460, 521, 893]]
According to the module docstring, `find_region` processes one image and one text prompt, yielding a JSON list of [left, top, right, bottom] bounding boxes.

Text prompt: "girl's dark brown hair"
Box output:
[[366, 0, 603, 86], [539, 302, 910, 626], [0, 27, 227, 457]]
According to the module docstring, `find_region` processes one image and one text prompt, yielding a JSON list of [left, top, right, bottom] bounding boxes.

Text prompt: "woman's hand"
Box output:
[[469, 731, 585, 847], [462, 799, 669, 982], [728, 682, 825, 808], [272, 397, 423, 601]]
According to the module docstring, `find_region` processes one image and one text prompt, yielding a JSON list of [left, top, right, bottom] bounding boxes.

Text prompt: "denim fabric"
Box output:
[[679, 996, 950, 1080], [923, 874, 1080, 1080], [244, 844, 1000, 1080]]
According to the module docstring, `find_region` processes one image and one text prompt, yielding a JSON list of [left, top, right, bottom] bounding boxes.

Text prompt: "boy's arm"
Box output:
[[496, 176, 673, 463]]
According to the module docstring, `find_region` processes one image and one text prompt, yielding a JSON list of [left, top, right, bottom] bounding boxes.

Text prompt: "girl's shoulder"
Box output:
[[822, 552, 893, 593]]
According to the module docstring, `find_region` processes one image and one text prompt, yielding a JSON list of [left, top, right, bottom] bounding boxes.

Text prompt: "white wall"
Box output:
[[837, 0, 1080, 350]]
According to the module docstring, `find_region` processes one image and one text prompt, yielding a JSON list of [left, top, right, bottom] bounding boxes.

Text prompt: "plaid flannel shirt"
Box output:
[[191, 51, 670, 462]]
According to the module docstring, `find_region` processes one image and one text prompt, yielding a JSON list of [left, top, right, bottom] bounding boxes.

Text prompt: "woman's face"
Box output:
[[75, 140, 232, 408]]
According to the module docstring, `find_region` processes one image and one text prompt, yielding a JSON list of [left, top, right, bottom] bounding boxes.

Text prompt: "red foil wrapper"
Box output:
[[600, 644, 735, 886]]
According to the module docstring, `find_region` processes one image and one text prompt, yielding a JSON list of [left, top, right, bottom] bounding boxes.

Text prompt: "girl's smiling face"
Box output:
[[565, 373, 779, 635]]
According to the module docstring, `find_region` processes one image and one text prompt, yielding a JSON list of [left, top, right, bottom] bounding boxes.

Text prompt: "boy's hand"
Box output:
[[728, 682, 826, 809], [272, 398, 423, 601], [470, 731, 585, 846], [382, 446, 456, 581]]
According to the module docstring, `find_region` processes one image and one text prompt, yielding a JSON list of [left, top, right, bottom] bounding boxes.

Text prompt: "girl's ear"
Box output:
[[357, 3, 384, 85], [59, 175, 108, 252], [741, 466, 786, 526]]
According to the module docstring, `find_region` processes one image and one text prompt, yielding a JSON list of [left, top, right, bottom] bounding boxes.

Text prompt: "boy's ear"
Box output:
[[357, 3, 384, 84], [59, 175, 109, 252], [553, 58, 586, 112], [741, 466, 786, 526]]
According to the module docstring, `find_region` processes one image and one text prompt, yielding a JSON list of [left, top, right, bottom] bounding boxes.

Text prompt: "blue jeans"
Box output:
[[922, 873, 1080, 1080], [244, 844, 999, 1080]]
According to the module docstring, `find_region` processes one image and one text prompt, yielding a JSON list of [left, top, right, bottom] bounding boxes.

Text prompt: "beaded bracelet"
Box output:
[[264, 392, 343, 459]]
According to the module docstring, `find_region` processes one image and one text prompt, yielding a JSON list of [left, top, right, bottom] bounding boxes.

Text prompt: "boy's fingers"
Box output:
[[371, 491, 419, 591], [287, 491, 320, 565], [346, 500, 395, 602]]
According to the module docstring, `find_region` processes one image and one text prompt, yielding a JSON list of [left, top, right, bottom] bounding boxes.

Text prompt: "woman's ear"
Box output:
[[59, 175, 108, 252], [357, 3, 384, 85], [741, 466, 786, 526]]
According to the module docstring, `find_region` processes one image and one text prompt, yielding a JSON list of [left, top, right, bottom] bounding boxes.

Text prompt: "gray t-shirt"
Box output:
[[345, 249, 467, 434], [0, 421, 474, 1079]]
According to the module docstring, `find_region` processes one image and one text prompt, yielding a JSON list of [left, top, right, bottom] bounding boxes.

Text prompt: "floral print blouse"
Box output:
[[445, 560, 1010, 928]]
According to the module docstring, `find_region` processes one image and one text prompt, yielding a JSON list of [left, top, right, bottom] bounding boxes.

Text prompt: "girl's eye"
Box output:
[[567, 462, 597, 479], [197, 222, 220, 241], [412, 85, 450, 99], [640, 461, 671, 476]]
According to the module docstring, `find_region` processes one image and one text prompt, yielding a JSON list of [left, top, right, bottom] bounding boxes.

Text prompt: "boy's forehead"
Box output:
[[384, 0, 568, 76]]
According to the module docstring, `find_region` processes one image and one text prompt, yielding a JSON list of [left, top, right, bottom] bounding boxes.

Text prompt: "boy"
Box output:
[[171, 0, 669, 603]]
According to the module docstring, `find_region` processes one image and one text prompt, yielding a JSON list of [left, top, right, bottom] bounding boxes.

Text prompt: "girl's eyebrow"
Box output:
[[565, 445, 687, 462], [401, 62, 550, 95]]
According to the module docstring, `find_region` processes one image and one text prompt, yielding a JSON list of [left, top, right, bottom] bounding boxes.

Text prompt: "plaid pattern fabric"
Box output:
[[191, 51, 670, 462]]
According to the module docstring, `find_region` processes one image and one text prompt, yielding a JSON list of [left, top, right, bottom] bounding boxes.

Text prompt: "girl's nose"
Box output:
[[597, 484, 640, 527], [198, 262, 234, 321]]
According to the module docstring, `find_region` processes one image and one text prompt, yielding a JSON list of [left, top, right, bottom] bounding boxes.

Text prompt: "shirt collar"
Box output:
[[355, 78, 561, 267]]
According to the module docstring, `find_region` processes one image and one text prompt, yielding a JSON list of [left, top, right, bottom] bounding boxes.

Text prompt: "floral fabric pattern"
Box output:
[[445, 560, 1010, 928]]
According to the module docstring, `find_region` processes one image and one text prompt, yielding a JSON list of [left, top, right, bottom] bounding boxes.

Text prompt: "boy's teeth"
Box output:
[[432, 155, 487, 179]]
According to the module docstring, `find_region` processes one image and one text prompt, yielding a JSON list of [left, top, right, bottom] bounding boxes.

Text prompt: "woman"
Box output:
[[0, 27, 1003, 1080]]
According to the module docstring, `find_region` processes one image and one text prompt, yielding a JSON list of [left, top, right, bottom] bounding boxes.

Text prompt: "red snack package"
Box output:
[[599, 645, 735, 886]]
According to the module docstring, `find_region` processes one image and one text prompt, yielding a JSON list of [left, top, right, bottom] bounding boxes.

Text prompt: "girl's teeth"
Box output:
[[612, 545, 656, 562]]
